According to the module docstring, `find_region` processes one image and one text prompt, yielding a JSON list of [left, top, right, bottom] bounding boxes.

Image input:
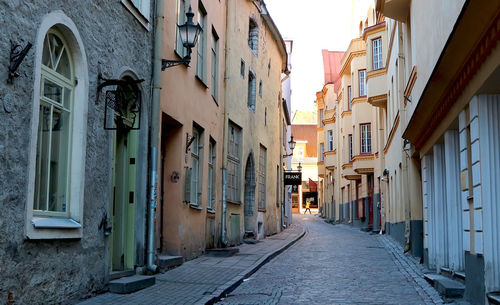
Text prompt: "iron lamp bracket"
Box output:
[[8, 41, 32, 84]]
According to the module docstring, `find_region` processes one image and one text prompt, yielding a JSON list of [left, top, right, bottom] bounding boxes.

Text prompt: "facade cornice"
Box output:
[[351, 96, 367, 106], [366, 67, 387, 80], [341, 110, 352, 118], [362, 21, 386, 41], [367, 93, 387, 108], [339, 50, 366, 76], [324, 150, 336, 156]]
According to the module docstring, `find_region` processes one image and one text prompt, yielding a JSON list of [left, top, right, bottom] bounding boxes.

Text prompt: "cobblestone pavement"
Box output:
[[78, 223, 304, 305], [217, 215, 452, 305]]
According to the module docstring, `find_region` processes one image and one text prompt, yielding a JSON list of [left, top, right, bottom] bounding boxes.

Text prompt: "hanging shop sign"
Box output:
[[284, 171, 302, 185]]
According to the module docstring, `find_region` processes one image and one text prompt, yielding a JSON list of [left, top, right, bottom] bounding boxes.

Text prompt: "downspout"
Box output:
[[147, 0, 164, 272], [220, 0, 231, 247]]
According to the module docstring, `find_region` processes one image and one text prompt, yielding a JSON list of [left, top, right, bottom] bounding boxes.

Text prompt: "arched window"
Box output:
[[27, 11, 88, 239], [34, 29, 75, 215]]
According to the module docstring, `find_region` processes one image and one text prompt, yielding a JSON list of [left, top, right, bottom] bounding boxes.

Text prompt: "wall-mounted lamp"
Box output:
[[383, 168, 389, 176], [283, 136, 296, 158], [297, 162, 302, 172], [162, 6, 202, 70]]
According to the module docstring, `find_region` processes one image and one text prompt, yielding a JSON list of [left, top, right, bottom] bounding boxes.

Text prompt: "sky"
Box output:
[[265, 0, 356, 113]]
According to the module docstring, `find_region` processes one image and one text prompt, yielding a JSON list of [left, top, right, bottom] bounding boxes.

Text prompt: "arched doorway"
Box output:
[[109, 76, 140, 272], [244, 154, 256, 234]]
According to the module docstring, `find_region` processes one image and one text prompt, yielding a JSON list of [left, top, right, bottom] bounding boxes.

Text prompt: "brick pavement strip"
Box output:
[[78, 224, 305, 305]]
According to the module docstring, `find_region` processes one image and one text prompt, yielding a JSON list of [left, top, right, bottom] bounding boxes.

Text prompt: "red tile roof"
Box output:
[[322, 50, 344, 93]]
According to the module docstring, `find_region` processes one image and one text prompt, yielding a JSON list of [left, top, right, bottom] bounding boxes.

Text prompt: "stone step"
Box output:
[[435, 277, 465, 298], [488, 292, 500, 305], [157, 255, 183, 272], [109, 269, 135, 281], [205, 247, 239, 257], [108, 275, 155, 294]]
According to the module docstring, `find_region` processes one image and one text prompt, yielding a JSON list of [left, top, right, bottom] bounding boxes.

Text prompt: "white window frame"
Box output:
[[320, 143, 324, 161], [359, 70, 366, 96], [258, 145, 267, 211], [196, 1, 207, 82], [348, 134, 353, 161], [328, 130, 333, 151], [372, 37, 382, 70], [211, 28, 219, 101], [190, 126, 203, 207], [207, 139, 216, 212], [176, 0, 188, 57], [248, 70, 256, 111], [26, 11, 89, 239], [348, 86, 352, 110], [121, 0, 151, 30], [227, 122, 241, 203], [360, 123, 372, 154]]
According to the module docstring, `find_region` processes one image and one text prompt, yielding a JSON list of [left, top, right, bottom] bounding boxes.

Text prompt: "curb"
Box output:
[[198, 226, 307, 305]]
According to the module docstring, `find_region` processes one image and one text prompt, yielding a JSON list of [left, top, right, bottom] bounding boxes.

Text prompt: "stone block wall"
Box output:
[[0, 1, 153, 303]]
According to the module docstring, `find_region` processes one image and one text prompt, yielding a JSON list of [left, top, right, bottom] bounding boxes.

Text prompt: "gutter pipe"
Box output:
[[147, 0, 164, 272]]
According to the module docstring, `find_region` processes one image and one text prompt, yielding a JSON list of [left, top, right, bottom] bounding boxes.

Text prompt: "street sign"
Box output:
[[284, 171, 301, 185]]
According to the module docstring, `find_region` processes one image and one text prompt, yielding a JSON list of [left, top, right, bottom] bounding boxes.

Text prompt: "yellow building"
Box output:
[[222, 0, 288, 244]]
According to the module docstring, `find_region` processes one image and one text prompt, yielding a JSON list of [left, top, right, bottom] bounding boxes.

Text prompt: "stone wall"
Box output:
[[0, 1, 153, 303]]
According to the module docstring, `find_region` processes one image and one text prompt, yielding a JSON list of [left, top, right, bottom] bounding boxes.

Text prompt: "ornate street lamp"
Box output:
[[283, 135, 296, 158], [297, 162, 302, 172], [162, 6, 202, 70]]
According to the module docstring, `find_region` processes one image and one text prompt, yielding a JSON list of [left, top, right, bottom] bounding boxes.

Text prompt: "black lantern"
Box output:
[[297, 162, 302, 172], [162, 6, 202, 70], [283, 135, 296, 158]]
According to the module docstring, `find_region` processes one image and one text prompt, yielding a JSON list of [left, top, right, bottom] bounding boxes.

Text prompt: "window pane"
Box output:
[[43, 79, 63, 104], [48, 107, 71, 212], [34, 104, 52, 211], [55, 48, 71, 79]]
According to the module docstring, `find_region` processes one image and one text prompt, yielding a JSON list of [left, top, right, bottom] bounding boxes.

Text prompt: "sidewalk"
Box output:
[[78, 224, 305, 305]]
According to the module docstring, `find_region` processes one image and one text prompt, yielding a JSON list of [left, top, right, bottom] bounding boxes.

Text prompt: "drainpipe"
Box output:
[[146, 0, 164, 273], [220, 0, 230, 247]]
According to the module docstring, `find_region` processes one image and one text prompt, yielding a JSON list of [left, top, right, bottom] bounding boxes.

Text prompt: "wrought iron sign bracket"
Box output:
[[162, 57, 191, 70], [185, 133, 195, 154], [95, 73, 144, 105], [8, 40, 32, 84]]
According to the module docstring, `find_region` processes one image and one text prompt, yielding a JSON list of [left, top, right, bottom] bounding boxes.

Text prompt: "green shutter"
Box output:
[[184, 167, 191, 203]]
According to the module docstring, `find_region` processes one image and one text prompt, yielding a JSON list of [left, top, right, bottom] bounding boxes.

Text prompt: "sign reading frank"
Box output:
[[284, 172, 302, 185]]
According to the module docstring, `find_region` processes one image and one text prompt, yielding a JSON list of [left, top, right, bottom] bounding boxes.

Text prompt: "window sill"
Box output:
[[32, 217, 82, 229], [258, 208, 266, 213], [195, 75, 209, 88], [26, 217, 83, 239], [189, 203, 203, 210], [207, 208, 216, 214], [227, 200, 241, 205], [121, 0, 151, 31]]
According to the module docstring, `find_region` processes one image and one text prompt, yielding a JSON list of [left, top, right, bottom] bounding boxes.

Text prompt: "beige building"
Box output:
[[157, 0, 227, 260], [222, 0, 288, 244], [318, 17, 382, 230]]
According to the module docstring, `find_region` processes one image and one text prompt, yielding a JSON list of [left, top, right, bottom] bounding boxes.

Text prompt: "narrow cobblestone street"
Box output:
[[217, 214, 447, 305]]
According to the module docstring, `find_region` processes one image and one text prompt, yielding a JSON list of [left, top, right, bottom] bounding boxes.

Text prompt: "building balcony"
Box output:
[[317, 161, 325, 178], [376, 0, 410, 22], [324, 150, 336, 170], [352, 154, 375, 174], [367, 69, 387, 108], [341, 163, 361, 180]]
